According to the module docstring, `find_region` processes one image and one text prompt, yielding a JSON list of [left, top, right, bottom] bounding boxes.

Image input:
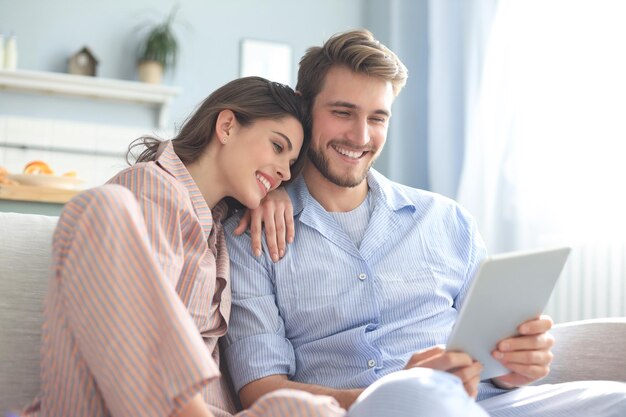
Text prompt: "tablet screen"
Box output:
[[446, 246, 571, 380]]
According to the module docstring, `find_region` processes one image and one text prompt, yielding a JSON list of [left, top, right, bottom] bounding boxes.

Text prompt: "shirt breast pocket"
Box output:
[[375, 265, 440, 306]]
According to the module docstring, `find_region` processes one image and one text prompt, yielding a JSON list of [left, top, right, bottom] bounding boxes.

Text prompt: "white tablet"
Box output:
[[446, 246, 571, 380]]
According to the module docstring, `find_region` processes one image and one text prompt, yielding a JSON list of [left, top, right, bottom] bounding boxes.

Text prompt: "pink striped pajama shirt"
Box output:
[[23, 141, 344, 417]]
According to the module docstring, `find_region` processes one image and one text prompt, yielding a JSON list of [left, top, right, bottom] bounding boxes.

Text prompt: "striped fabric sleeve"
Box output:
[[222, 227, 296, 392], [107, 165, 190, 286], [453, 205, 488, 311], [239, 389, 346, 417], [55, 185, 219, 417]]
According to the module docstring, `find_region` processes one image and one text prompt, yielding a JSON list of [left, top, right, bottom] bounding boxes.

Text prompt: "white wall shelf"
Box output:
[[0, 69, 181, 128]]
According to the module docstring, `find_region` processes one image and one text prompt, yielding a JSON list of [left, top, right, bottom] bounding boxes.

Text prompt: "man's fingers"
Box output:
[[508, 362, 550, 380], [518, 315, 553, 335], [497, 332, 555, 353], [492, 345, 552, 388], [407, 348, 482, 398], [494, 349, 553, 367], [495, 362, 549, 383], [451, 361, 482, 398], [415, 351, 474, 372], [463, 374, 481, 398], [405, 346, 445, 368], [451, 361, 483, 384]]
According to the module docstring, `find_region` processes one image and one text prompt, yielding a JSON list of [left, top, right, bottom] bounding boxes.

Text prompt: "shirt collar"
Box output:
[[155, 141, 225, 237], [288, 168, 416, 217]]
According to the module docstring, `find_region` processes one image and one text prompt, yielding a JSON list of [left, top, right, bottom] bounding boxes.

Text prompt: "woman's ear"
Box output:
[[215, 109, 236, 144]]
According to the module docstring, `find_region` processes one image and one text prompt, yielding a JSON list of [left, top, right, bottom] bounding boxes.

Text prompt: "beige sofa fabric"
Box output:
[[537, 318, 626, 384], [0, 212, 624, 413], [0, 212, 58, 412]]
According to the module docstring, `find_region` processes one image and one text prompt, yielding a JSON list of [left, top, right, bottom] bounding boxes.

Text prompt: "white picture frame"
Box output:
[[240, 39, 293, 86]]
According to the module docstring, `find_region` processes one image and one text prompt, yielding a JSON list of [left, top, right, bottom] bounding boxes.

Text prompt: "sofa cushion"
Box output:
[[0, 212, 58, 413], [537, 317, 626, 384]]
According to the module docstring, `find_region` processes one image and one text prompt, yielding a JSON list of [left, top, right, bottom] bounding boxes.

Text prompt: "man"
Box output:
[[224, 29, 626, 416]]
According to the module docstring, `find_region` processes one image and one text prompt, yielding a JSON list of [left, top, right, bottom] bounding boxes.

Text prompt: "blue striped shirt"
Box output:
[[223, 169, 487, 393]]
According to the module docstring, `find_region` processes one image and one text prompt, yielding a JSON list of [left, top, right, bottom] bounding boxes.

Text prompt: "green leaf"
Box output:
[[137, 4, 181, 73]]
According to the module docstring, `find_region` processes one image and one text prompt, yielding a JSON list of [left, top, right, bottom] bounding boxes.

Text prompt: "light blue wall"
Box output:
[[365, 0, 430, 190], [0, 0, 365, 129], [428, 0, 466, 198], [1, 0, 435, 189]]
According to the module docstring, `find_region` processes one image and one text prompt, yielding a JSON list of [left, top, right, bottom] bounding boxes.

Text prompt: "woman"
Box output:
[[23, 77, 344, 417]]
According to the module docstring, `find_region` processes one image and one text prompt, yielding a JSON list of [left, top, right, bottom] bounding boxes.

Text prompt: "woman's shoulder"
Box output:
[[107, 161, 189, 205]]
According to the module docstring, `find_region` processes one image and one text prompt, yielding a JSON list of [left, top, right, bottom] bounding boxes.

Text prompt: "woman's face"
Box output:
[[224, 115, 303, 209]]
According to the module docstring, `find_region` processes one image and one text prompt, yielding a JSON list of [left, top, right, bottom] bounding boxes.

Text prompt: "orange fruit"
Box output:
[[24, 160, 55, 175]]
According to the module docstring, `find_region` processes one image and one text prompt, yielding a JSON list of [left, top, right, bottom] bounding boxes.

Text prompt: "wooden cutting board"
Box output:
[[0, 183, 80, 204]]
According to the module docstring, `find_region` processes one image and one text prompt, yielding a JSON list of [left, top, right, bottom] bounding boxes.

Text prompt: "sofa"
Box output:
[[1, 211, 625, 413]]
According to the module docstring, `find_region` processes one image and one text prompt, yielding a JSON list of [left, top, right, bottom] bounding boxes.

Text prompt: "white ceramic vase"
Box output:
[[137, 60, 163, 84]]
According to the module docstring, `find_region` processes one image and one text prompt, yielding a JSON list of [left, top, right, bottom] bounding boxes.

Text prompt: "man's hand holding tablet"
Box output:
[[446, 247, 571, 385]]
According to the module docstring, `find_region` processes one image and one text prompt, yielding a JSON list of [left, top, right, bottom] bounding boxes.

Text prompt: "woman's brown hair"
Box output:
[[127, 76, 310, 183]]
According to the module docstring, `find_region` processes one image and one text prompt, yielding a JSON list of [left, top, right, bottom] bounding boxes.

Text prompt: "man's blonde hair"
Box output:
[[296, 29, 408, 111]]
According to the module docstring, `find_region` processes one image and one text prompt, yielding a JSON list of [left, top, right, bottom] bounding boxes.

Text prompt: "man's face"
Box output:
[[307, 66, 394, 188]]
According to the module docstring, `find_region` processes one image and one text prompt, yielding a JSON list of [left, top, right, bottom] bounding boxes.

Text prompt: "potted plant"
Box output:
[[137, 5, 180, 84]]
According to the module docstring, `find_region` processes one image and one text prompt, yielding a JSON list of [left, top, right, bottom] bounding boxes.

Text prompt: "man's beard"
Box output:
[[307, 145, 374, 188]]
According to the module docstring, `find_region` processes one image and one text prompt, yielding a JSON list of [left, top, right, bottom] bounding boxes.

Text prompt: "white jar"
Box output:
[[4, 34, 18, 70]]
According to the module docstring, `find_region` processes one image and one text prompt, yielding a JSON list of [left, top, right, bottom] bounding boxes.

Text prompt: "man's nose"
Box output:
[[348, 118, 370, 146]]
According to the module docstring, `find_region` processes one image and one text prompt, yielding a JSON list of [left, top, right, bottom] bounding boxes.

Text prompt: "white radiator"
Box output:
[[545, 244, 626, 324]]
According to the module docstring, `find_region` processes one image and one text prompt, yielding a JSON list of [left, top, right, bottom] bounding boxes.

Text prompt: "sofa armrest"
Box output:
[[533, 317, 626, 384], [0, 212, 59, 412]]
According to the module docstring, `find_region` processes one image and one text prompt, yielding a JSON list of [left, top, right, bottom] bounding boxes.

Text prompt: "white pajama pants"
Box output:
[[344, 368, 626, 417]]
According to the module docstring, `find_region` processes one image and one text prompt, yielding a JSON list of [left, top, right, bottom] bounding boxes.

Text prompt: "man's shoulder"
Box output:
[[371, 170, 475, 222], [372, 170, 458, 204]]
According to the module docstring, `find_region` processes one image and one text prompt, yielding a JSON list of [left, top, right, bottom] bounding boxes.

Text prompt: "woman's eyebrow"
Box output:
[[272, 131, 293, 151]]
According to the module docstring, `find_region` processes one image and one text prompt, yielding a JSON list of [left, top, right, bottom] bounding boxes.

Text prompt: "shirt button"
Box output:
[[358, 273, 367, 281], [367, 359, 376, 368]]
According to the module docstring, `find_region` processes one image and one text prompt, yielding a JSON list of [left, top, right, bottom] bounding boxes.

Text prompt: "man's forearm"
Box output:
[[239, 374, 363, 410]]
